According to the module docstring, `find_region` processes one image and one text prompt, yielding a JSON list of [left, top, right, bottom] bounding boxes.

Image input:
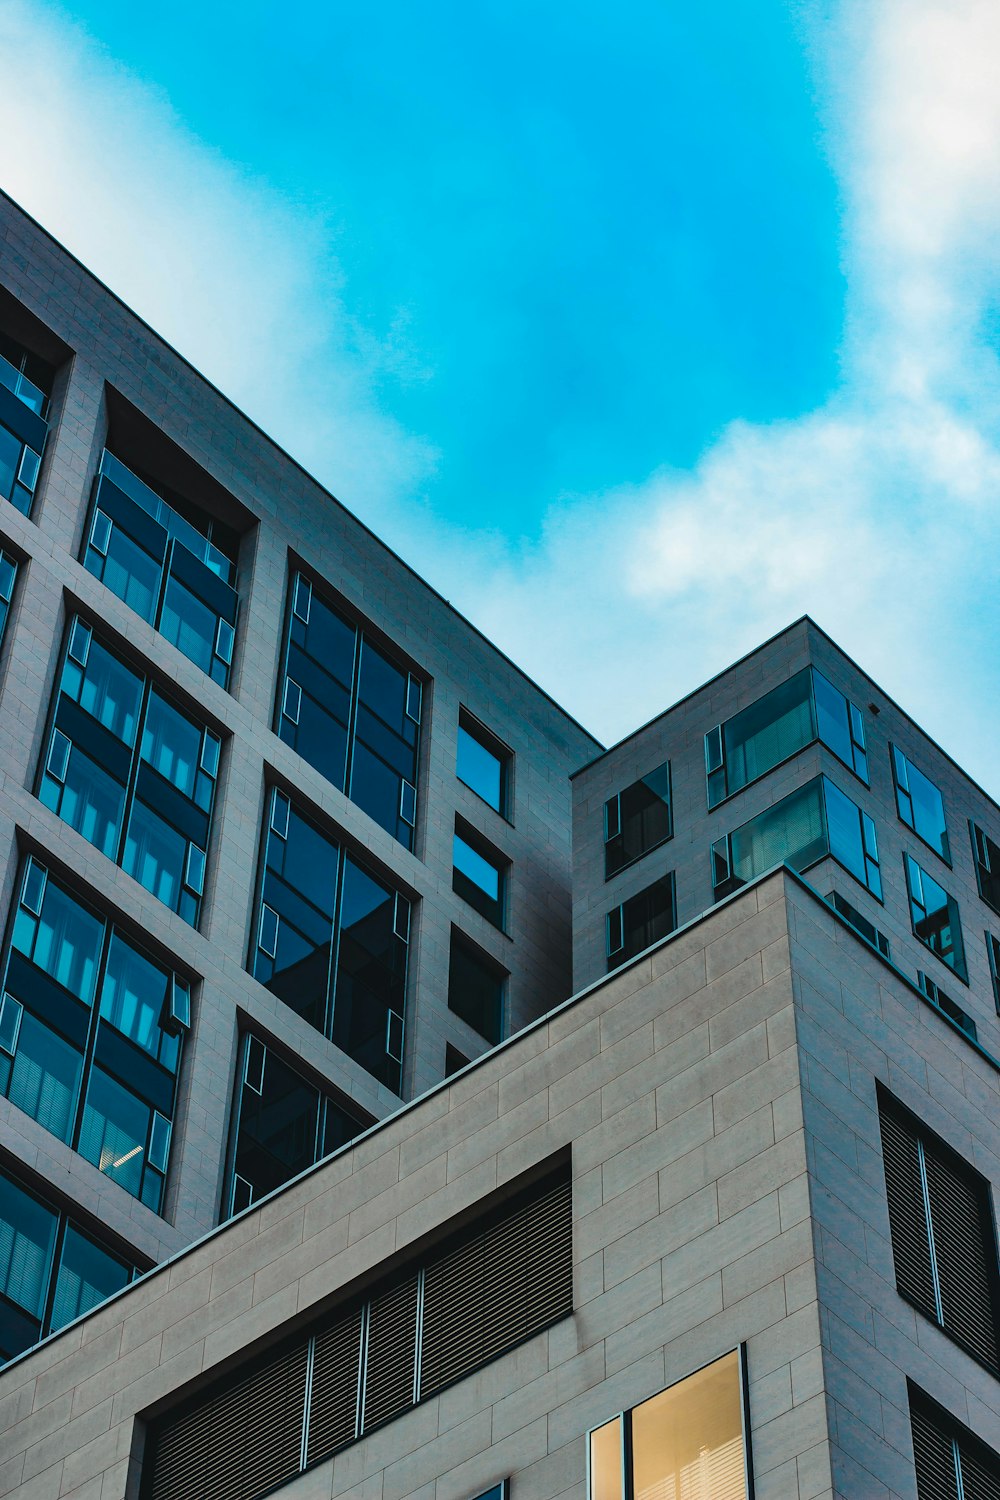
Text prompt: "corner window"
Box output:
[[453, 824, 508, 931], [277, 570, 423, 849], [448, 931, 506, 1045], [904, 854, 967, 982], [38, 619, 220, 926], [972, 821, 1000, 917], [589, 1349, 750, 1499], [607, 874, 676, 971], [705, 666, 868, 808], [604, 761, 671, 878], [892, 746, 949, 861], [457, 710, 511, 817], [0, 858, 189, 1213]]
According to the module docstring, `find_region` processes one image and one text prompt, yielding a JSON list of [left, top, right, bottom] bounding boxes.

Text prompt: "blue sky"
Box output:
[[0, 0, 998, 794]]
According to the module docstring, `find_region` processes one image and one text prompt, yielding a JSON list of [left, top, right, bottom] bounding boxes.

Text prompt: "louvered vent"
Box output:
[[924, 1152, 1000, 1375], [961, 1445, 1000, 1500], [150, 1342, 308, 1500], [910, 1404, 959, 1500], [362, 1272, 419, 1431], [306, 1304, 363, 1465], [878, 1106, 937, 1321]]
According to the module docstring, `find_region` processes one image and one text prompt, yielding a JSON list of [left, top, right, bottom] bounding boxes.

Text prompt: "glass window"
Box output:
[[453, 828, 507, 930], [605, 761, 671, 878], [448, 932, 506, 1045], [82, 451, 240, 687], [916, 972, 977, 1041], [988, 933, 1000, 1012], [38, 619, 220, 926], [589, 1350, 750, 1500], [705, 666, 868, 808], [0, 858, 188, 1212], [250, 789, 411, 1094], [972, 822, 1000, 917], [445, 1043, 471, 1076], [905, 855, 968, 983], [826, 891, 891, 959], [607, 875, 677, 971], [0, 548, 17, 646], [712, 776, 881, 900], [892, 747, 949, 861], [457, 712, 511, 816], [0, 371, 45, 517], [277, 570, 423, 850]]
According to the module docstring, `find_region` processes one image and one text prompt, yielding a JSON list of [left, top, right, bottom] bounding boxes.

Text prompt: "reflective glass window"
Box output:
[[605, 761, 671, 877], [448, 932, 506, 1045], [607, 875, 676, 971], [972, 822, 1000, 917], [0, 381, 45, 517], [988, 933, 1000, 1012], [457, 712, 511, 816], [453, 829, 507, 930], [277, 571, 423, 849], [0, 549, 17, 645], [916, 972, 977, 1041], [905, 855, 968, 982], [892, 747, 949, 861]]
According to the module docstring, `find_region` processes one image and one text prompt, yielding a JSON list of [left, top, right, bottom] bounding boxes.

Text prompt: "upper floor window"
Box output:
[[453, 823, 508, 931], [904, 854, 967, 983], [0, 857, 190, 1213], [916, 972, 977, 1042], [447, 930, 506, 1045], [0, 333, 49, 517], [972, 821, 1000, 917], [604, 761, 671, 878], [0, 1160, 140, 1365], [910, 1386, 1000, 1500], [38, 619, 221, 926], [705, 665, 868, 808], [826, 890, 891, 959], [278, 571, 422, 850], [223, 1031, 369, 1220], [607, 874, 677, 971], [891, 746, 949, 861], [83, 452, 239, 688], [457, 710, 511, 817], [0, 331, 52, 419], [988, 933, 1000, 1012], [712, 775, 881, 901], [589, 1349, 750, 1499], [252, 788, 410, 1094], [0, 549, 17, 646]]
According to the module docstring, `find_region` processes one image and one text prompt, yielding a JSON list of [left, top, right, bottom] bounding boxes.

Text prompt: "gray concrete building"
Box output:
[[1, 190, 1000, 1500]]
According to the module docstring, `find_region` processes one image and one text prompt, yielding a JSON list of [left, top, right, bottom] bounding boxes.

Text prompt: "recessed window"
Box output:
[[589, 1349, 750, 1499], [445, 1043, 471, 1076], [448, 931, 506, 1045], [0, 549, 17, 647], [972, 821, 1000, 917], [910, 1386, 1000, 1500], [457, 711, 511, 816], [607, 874, 676, 971], [916, 972, 977, 1041], [826, 890, 891, 959], [0, 331, 51, 517], [987, 933, 1000, 1012], [892, 746, 949, 861], [453, 825, 508, 930], [904, 854, 967, 982], [604, 761, 671, 878]]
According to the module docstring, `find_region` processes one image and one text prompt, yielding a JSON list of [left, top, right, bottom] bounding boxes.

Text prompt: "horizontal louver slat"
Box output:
[[910, 1405, 959, 1500], [961, 1441, 1000, 1500], [925, 1152, 1000, 1374], [307, 1305, 363, 1466], [362, 1273, 419, 1431], [879, 1107, 936, 1319]]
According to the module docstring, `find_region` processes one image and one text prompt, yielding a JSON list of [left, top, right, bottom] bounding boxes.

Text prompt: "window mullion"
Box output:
[[39, 1211, 69, 1340], [622, 1407, 634, 1500], [69, 916, 113, 1153], [326, 849, 348, 1042], [299, 1334, 316, 1472], [954, 1435, 966, 1500], [116, 676, 150, 867], [917, 1139, 945, 1325], [343, 628, 364, 800]]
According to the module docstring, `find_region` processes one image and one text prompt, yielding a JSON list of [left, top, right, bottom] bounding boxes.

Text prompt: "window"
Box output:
[[704, 665, 868, 808], [826, 890, 891, 959], [0, 333, 50, 517], [146, 1169, 571, 1500], [905, 855, 967, 983], [277, 570, 422, 849], [448, 931, 506, 1045], [607, 874, 677, 971], [223, 1032, 369, 1219], [916, 972, 977, 1041], [453, 824, 508, 931], [457, 710, 511, 816], [604, 760, 671, 878], [589, 1349, 750, 1500], [712, 776, 881, 900], [878, 1090, 1000, 1373], [910, 1385, 1000, 1499], [972, 821, 1000, 917], [469, 1489, 507, 1500], [83, 452, 240, 688], [251, 788, 410, 1093], [988, 933, 1000, 1013], [892, 746, 949, 861], [38, 618, 220, 925], [0, 858, 189, 1213], [0, 548, 17, 646], [445, 1043, 471, 1076], [0, 1160, 139, 1365]]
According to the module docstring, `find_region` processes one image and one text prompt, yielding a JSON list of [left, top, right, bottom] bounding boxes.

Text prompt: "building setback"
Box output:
[[0, 190, 1000, 1499]]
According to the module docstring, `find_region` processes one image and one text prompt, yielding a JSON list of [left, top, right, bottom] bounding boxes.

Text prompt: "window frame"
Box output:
[[447, 929, 507, 1046], [891, 744, 951, 865], [972, 819, 1000, 918], [456, 709, 513, 820], [453, 821, 509, 933], [606, 873, 677, 972], [604, 760, 672, 880], [904, 853, 968, 984]]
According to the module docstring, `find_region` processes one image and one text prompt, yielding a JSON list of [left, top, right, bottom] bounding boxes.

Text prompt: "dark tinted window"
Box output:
[[607, 875, 676, 970], [605, 761, 671, 878], [972, 823, 1000, 917], [448, 933, 506, 1045], [457, 712, 511, 816], [905, 855, 967, 982], [892, 747, 949, 861], [0, 550, 17, 646], [453, 829, 507, 931]]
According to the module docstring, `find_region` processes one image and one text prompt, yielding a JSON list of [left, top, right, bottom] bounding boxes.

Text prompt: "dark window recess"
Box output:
[[447, 932, 506, 1046], [604, 760, 671, 878], [453, 826, 508, 931], [826, 891, 891, 959], [0, 333, 51, 518], [0, 549, 17, 647], [457, 711, 511, 816], [277, 571, 422, 849], [445, 1043, 471, 1077], [223, 1033, 370, 1219], [879, 1091, 1000, 1374], [83, 452, 240, 689], [0, 1160, 140, 1366], [38, 618, 220, 926], [145, 1169, 572, 1500], [892, 746, 950, 862], [909, 1385, 1000, 1500], [250, 788, 410, 1094], [989, 934, 1000, 1014], [712, 775, 881, 901], [916, 972, 977, 1042], [607, 874, 677, 971], [705, 665, 868, 808], [0, 857, 189, 1214], [972, 822, 1000, 918], [905, 854, 968, 983]]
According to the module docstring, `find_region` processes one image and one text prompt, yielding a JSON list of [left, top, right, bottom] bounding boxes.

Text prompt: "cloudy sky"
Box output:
[[0, 0, 998, 793]]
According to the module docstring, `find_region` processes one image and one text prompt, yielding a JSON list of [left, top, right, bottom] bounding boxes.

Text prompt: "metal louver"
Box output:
[[924, 1152, 1000, 1375], [306, 1304, 364, 1466], [878, 1106, 937, 1322], [910, 1404, 959, 1500], [362, 1272, 419, 1431], [910, 1392, 1000, 1500]]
